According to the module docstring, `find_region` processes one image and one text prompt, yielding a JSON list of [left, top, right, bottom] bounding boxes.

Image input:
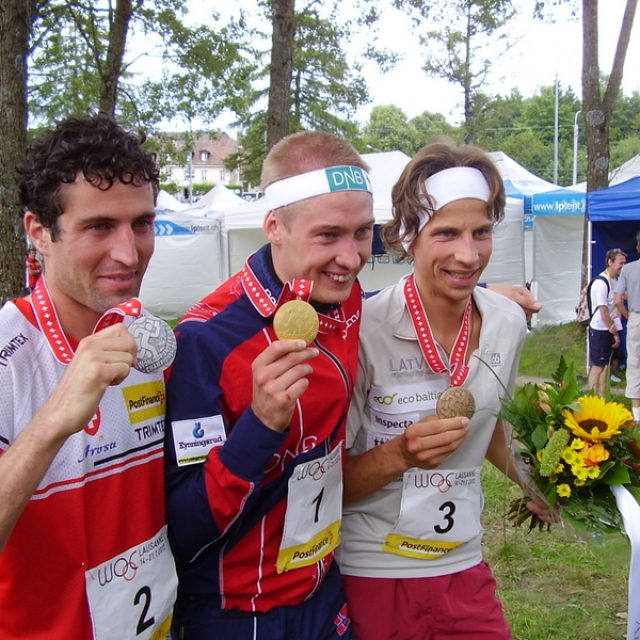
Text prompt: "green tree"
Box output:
[[231, 1, 376, 182], [535, 0, 638, 285], [29, 1, 255, 129], [394, 0, 516, 143], [410, 111, 461, 148], [360, 106, 414, 154]]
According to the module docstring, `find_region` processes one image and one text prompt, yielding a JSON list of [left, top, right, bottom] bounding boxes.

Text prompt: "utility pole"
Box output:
[[553, 77, 559, 184], [572, 110, 582, 185]]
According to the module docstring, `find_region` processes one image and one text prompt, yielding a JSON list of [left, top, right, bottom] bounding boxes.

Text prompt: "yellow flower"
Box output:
[[557, 484, 571, 498], [582, 443, 610, 466], [562, 395, 632, 443], [570, 438, 586, 450], [587, 466, 601, 480], [561, 448, 580, 464]]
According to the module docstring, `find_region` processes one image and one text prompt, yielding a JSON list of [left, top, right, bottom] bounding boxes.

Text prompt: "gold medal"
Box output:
[[273, 299, 319, 345], [436, 386, 476, 419]]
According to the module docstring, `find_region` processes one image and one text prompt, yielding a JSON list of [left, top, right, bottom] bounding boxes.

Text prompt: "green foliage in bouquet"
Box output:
[[501, 357, 640, 534]]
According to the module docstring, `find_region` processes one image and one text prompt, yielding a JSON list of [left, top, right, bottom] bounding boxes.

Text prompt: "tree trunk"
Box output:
[[266, 0, 295, 150], [0, 0, 36, 303], [99, 0, 133, 116], [580, 0, 637, 285]]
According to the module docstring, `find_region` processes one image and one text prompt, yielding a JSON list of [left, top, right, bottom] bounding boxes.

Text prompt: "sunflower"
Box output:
[[562, 395, 633, 443]]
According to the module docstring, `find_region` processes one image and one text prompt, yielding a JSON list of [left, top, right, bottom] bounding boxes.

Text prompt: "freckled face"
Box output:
[[265, 190, 374, 305]]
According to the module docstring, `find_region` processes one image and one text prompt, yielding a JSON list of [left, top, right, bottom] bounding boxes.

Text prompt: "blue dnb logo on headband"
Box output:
[[325, 166, 370, 192], [265, 165, 372, 210]]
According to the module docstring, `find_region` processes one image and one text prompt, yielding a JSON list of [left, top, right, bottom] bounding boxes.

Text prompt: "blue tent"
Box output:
[[587, 177, 640, 273]]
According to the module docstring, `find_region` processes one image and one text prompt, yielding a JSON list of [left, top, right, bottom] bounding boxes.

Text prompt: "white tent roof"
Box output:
[[187, 183, 245, 214], [156, 189, 188, 212], [488, 150, 557, 195], [610, 154, 640, 185], [361, 150, 411, 221]]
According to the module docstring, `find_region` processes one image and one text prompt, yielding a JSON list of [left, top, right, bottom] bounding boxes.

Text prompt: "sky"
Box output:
[[169, 0, 640, 132], [354, 0, 640, 125]]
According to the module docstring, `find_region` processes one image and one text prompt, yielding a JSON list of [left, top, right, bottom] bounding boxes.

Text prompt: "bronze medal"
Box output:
[[273, 299, 319, 345], [436, 386, 476, 419]]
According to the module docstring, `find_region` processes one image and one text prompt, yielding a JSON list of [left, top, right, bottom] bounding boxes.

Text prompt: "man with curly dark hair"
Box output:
[[0, 113, 177, 639]]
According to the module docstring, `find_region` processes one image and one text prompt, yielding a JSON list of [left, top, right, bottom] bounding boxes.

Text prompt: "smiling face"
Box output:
[[411, 198, 493, 310], [264, 190, 374, 305], [25, 174, 156, 338], [608, 253, 626, 278]]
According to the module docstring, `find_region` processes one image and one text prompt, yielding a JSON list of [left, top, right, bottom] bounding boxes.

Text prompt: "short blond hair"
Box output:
[[260, 131, 368, 189]]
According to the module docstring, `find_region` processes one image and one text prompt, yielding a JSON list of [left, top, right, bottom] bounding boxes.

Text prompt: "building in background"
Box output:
[[162, 132, 242, 196]]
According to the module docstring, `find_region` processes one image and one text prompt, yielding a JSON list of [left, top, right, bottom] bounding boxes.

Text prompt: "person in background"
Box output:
[[339, 140, 551, 640], [587, 248, 626, 395], [616, 233, 640, 421], [0, 113, 176, 639], [24, 246, 42, 292]]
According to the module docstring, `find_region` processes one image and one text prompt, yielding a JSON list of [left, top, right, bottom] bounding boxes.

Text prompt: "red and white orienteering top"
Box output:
[[0, 294, 177, 640]]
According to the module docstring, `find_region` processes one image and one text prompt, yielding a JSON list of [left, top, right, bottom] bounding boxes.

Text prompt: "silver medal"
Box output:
[[129, 315, 177, 373]]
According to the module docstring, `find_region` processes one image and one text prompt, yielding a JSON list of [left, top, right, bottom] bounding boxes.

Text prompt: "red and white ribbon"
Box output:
[[403, 273, 472, 387]]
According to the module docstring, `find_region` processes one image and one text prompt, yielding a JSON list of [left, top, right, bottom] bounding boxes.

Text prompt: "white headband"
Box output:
[[265, 165, 372, 210], [401, 166, 491, 253]]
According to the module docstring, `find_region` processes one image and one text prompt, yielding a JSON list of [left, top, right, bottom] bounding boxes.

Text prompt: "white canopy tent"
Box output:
[[188, 183, 245, 214], [610, 154, 640, 185], [156, 189, 188, 212]]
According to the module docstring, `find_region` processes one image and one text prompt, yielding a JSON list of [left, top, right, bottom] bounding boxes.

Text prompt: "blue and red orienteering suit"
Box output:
[[164, 244, 361, 637]]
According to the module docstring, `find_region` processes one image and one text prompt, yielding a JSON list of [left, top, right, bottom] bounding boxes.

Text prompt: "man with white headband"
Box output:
[[339, 140, 552, 639], [165, 131, 374, 639]]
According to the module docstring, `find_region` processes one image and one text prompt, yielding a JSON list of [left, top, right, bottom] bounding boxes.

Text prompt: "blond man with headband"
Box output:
[[165, 131, 374, 639], [339, 140, 551, 639]]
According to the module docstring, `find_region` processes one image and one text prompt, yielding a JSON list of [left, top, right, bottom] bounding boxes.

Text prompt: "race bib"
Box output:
[[383, 467, 482, 560], [85, 526, 177, 639], [277, 445, 343, 573]]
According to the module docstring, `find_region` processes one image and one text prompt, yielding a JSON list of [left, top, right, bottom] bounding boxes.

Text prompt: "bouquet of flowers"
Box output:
[[500, 357, 640, 534]]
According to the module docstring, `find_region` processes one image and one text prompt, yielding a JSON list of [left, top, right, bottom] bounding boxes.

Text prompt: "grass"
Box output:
[[486, 320, 630, 638], [519, 321, 587, 378], [482, 464, 629, 639]]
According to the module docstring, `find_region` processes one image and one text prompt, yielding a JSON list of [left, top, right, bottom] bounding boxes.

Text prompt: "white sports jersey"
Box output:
[[0, 298, 177, 639], [339, 281, 526, 579]]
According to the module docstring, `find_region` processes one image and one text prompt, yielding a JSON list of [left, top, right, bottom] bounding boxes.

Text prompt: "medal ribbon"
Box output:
[[31, 276, 143, 365], [241, 260, 345, 334], [403, 273, 472, 387], [30, 277, 143, 434]]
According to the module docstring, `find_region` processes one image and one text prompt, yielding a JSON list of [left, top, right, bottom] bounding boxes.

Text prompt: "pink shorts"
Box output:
[[342, 562, 511, 640]]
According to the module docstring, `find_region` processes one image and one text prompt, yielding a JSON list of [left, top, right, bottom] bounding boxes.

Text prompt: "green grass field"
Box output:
[[519, 321, 588, 379], [482, 464, 629, 639], [486, 320, 630, 639]]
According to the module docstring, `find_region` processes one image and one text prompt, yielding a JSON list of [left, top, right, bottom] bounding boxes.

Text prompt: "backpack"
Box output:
[[576, 275, 609, 327]]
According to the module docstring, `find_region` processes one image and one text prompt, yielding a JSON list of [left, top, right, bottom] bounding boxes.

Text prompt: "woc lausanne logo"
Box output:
[[325, 166, 371, 192]]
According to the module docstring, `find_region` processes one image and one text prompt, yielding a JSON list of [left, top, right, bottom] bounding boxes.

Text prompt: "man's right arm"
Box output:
[[165, 323, 318, 561], [0, 324, 137, 551], [343, 361, 468, 505]]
